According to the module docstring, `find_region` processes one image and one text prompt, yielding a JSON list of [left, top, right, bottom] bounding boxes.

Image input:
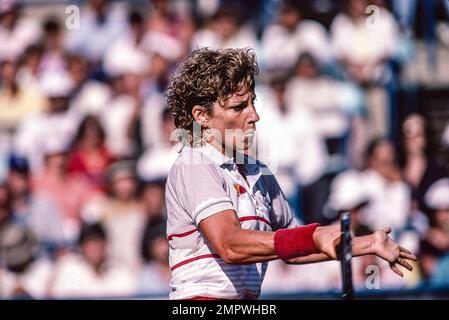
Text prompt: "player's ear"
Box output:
[[192, 105, 209, 125]]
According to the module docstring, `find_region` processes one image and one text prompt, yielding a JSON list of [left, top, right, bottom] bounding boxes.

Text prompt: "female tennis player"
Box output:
[[165, 48, 417, 300]]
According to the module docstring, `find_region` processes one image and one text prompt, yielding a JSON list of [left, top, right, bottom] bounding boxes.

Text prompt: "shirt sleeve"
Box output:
[[169, 159, 235, 227], [261, 167, 301, 230]]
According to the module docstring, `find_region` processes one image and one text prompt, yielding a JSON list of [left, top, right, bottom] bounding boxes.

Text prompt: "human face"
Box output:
[[207, 87, 260, 154], [111, 176, 137, 201], [81, 237, 106, 269], [370, 140, 396, 169], [149, 237, 169, 264], [403, 115, 426, 155]]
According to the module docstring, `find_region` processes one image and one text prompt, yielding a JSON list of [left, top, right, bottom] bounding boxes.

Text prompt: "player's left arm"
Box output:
[[286, 225, 417, 277]]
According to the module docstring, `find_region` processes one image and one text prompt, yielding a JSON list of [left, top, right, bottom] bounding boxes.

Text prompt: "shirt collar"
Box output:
[[198, 143, 263, 186], [195, 142, 235, 167]]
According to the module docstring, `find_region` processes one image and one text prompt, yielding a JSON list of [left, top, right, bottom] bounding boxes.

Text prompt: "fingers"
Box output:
[[390, 263, 404, 277], [400, 250, 418, 261], [399, 246, 412, 255], [397, 257, 413, 271]]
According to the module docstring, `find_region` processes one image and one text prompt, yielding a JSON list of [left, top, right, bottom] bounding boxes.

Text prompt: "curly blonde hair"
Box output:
[[166, 47, 259, 142]]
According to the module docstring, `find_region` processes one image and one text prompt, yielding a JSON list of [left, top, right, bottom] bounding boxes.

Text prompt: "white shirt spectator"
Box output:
[[50, 254, 136, 298], [331, 8, 399, 80], [141, 30, 184, 62], [326, 168, 410, 233], [0, 16, 41, 62], [14, 109, 81, 172], [100, 94, 137, 158], [137, 143, 180, 182], [103, 29, 149, 77], [0, 259, 54, 298], [261, 20, 330, 71], [360, 169, 411, 232], [64, 3, 127, 62], [285, 76, 361, 139], [70, 80, 112, 117], [83, 198, 146, 273], [140, 93, 167, 151]]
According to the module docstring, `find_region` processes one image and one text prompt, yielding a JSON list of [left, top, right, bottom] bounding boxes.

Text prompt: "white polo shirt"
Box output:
[[165, 143, 299, 300]]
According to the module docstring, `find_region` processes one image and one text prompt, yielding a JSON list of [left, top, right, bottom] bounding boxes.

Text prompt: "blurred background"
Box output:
[[0, 0, 449, 299]]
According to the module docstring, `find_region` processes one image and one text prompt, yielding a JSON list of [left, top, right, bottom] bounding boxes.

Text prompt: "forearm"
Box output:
[[352, 234, 376, 257], [286, 234, 376, 264], [223, 228, 278, 264], [222, 225, 320, 264], [285, 253, 331, 264], [201, 211, 321, 265]]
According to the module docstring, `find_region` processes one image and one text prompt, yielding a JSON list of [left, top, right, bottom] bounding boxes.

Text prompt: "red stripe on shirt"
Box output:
[[239, 216, 272, 228], [167, 228, 198, 241], [171, 254, 221, 271]]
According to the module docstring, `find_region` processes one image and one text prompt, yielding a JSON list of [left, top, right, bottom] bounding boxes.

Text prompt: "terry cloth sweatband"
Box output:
[[274, 223, 320, 260]]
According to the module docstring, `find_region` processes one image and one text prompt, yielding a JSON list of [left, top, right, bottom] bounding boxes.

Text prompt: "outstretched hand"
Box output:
[[372, 227, 418, 277], [312, 225, 418, 277]]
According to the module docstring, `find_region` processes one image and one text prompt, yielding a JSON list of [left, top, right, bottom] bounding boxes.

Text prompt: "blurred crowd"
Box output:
[[1, 0, 449, 298]]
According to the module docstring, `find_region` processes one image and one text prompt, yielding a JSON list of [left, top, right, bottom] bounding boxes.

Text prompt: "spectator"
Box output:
[[419, 178, 449, 281], [261, 2, 330, 73], [285, 52, 364, 171], [16, 44, 44, 90], [324, 170, 372, 235], [100, 71, 144, 158], [331, 0, 400, 149], [6, 154, 31, 219], [32, 137, 100, 244], [83, 160, 146, 272], [140, 90, 173, 152], [399, 114, 447, 227], [139, 180, 166, 227], [137, 107, 179, 182], [0, 0, 41, 62], [0, 222, 53, 298], [138, 221, 170, 295], [360, 138, 411, 233], [331, 0, 399, 86], [39, 17, 66, 74], [66, 54, 91, 97], [50, 222, 136, 298], [67, 115, 115, 191], [103, 11, 149, 79], [0, 60, 46, 136], [325, 168, 418, 289], [68, 54, 112, 116], [64, 0, 127, 63], [14, 69, 80, 172], [6, 154, 66, 251], [141, 2, 185, 62]]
